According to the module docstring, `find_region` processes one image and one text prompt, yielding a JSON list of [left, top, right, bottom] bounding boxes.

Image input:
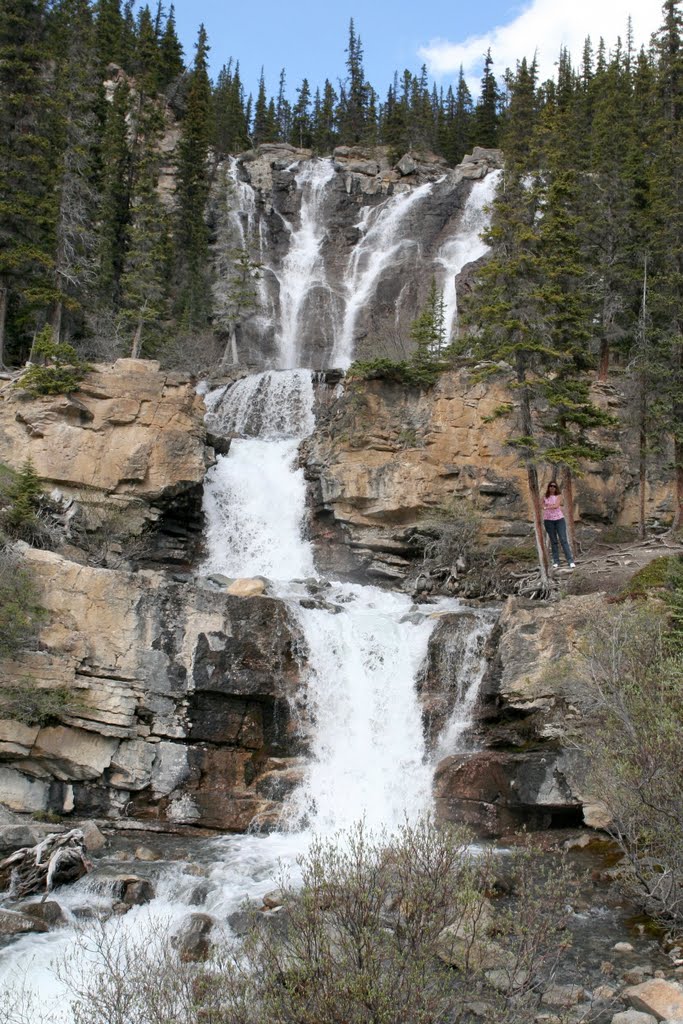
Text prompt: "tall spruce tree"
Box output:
[[338, 19, 369, 143], [173, 23, 212, 329], [0, 0, 57, 365], [473, 49, 500, 147]]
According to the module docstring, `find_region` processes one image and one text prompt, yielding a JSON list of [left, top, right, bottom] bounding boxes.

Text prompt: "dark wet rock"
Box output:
[[172, 912, 215, 962]]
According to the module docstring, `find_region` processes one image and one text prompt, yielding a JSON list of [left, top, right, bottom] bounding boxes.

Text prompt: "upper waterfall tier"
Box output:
[[211, 147, 501, 370], [204, 368, 315, 440]]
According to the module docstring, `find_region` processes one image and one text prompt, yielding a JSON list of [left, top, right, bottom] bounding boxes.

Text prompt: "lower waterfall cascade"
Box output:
[[0, 370, 495, 1017]]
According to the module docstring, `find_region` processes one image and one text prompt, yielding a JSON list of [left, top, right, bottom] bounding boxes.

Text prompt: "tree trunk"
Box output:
[[597, 336, 610, 382], [51, 300, 63, 343], [516, 356, 548, 581], [0, 286, 7, 369], [562, 467, 577, 556], [674, 440, 683, 532], [528, 462, 549, 579], [131, 317, 143, 359]]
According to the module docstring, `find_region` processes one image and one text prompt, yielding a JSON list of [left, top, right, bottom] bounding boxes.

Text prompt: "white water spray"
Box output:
[[437, 169, 501, 344], [275, 160, 337, 369], [331, 180, 438, 368]]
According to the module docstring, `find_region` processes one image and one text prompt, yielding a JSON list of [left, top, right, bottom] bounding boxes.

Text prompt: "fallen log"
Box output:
[[0, 829, 92, 900]]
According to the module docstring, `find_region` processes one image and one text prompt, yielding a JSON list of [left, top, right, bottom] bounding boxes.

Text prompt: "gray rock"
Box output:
[[611, 1012, 658, 1024], [0, 908, 49, 935], [134, 846, 161, 862], [0, 825, 39, 854], [397, 154, 418, 176], [80, 821, 107, 851], [172, 913, 214, 962], [541, 984, 587, 1008], [17, 900, 66, 927]]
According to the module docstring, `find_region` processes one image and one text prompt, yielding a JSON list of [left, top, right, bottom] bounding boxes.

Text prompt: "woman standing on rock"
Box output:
[[543, 481, 576, 569]]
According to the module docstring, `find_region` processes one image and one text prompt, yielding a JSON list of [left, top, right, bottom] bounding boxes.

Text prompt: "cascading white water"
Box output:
[[203, 370, 315, 581], [434, 612, 496, 760], [437, 169, 502, 344], [274, 160, 337, 369], [331, 179, 439, 368]]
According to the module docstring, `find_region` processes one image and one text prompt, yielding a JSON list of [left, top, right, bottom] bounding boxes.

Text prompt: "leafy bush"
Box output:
[[0, 680, 80, 726], [347, 356, 447, 388], [16, 326, 91, 396], [579, 600, 683, 933], [0, 547, 44, 657], [0, 458, 57, 547], [17, 819, 580, 1024]]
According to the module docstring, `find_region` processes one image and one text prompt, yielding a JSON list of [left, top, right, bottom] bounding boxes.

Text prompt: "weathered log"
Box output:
[[0, 829, 92, 900]]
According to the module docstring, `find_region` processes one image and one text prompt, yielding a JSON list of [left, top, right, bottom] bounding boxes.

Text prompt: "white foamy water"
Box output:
[[331, 179, 438, 368], [434, 611, 497, 760], [275, 159, 337, 369], [437, 169, 501, 345]]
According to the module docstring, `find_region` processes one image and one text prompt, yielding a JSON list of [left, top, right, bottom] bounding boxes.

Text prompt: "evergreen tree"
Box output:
[[473, 49, 500, 147], [338, 19, 369, 143], [97, 78, 133, 311], [173, 23, 213, 328], [158, 4, 183, 87], [49, 0, 100, 341], [311, 80, 337, 152], [291, 78, 312, 148], [276, 68, 292, 142], [214, 60, 249, 154], [133, 4, 159, 89], [0, 0, 57, 366], [253, 69, 272, 144], [119, 100, 169, 357], [94, 0, 123, 69]]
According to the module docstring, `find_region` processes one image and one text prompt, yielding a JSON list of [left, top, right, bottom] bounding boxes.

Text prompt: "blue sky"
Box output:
[[170, 0, 661, 101]]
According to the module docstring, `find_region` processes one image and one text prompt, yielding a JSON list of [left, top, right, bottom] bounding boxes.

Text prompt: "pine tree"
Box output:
[[253, 69, 271, 145], [338, 19, 368, 144], [119, 100, 169, 357], [48, 0, 101, 343], [173, 23, 213, 328], [291, 78, 312, 149], [473, 49, 500, 147], [158, 4, 183, 87], [311, 80, 337, 153], [0, 0, 58, 366], [133, 4, 159, 89], [97, 78, 133, 311], [214, 60, 249, 154], [276, 68, 292, 142], [94, 0, 123, 69]]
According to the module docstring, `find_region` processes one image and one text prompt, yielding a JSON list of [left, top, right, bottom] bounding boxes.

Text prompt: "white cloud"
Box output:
[[418, 0, 661, 91]]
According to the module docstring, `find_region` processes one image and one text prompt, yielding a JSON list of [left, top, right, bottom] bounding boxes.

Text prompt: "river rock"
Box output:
[[0, 824, 39, 854], [172, 912, 214, 962], [624, 980, 683, 1020], [134, 845, 161, 862], [17, 900, 66, 926], [611, 1012, 658, 1024], [227, 578, 266, 597], [0, 908, 49, 935], [80, 821, 106, 851], [541, 983, 587, 1008]]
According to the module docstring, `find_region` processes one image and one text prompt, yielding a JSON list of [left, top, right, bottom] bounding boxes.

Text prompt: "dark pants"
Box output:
[[544, 518, 573, 565]]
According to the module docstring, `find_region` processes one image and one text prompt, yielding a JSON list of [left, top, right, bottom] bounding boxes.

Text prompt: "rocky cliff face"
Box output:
[[305, 369, 674, 581], [210, 144, 502, 368], [0, 547, 305, 831]]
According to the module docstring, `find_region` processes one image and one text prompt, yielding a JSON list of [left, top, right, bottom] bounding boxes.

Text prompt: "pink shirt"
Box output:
[[543, 496, 564, 521]]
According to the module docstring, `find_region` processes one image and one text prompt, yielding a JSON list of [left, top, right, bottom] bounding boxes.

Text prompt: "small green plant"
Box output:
[[2, 458, 42, 535], [17, 326, 91, 396], [32, 810, 63, 824], [482, 402, 513, 424], [348, 356, 446, 388], [0, 679, 81, 726], [0, 548, 44, 656], [619, 555, 683, 600]]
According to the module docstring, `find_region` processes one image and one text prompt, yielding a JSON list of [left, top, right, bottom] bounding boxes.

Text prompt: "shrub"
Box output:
[[579, 601, 683, 933], [347, 356, 446, 388], [17, 327, 91, 397], [0, 458, 57, 547], [0, 680, 81, 726], [0, 820, 582, 1024], [0, 547, 43, 657]]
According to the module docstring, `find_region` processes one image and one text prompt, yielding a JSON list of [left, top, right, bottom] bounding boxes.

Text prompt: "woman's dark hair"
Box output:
[[545, 480, 561, 497]]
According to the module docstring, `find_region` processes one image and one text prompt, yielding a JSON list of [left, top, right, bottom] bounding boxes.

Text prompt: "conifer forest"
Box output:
[[0, 1, 682, 519]]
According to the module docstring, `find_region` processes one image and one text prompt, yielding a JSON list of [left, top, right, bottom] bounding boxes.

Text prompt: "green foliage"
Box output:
[[0, 680, 79, 726], [580, 600, 683, 931], [348, 356, 445, 388], [18, 326, 91, 395], [1, 457, 42, 537], [0, 548, 44, 656], [482, 402, 513, 424]]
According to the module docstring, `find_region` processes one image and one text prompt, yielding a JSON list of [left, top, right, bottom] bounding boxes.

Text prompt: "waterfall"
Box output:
[[437, 169, 502, 344], [274, 160, 337, 369], [434, 612, 496, 760], [331, 179, 438, 368]]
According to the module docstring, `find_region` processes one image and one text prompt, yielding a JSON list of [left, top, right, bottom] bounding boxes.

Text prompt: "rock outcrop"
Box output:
[[305, 370, 674, 580], [0, 548, 305, 829], [433, 593, 605, 835], [0, 359, 209, 565]]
